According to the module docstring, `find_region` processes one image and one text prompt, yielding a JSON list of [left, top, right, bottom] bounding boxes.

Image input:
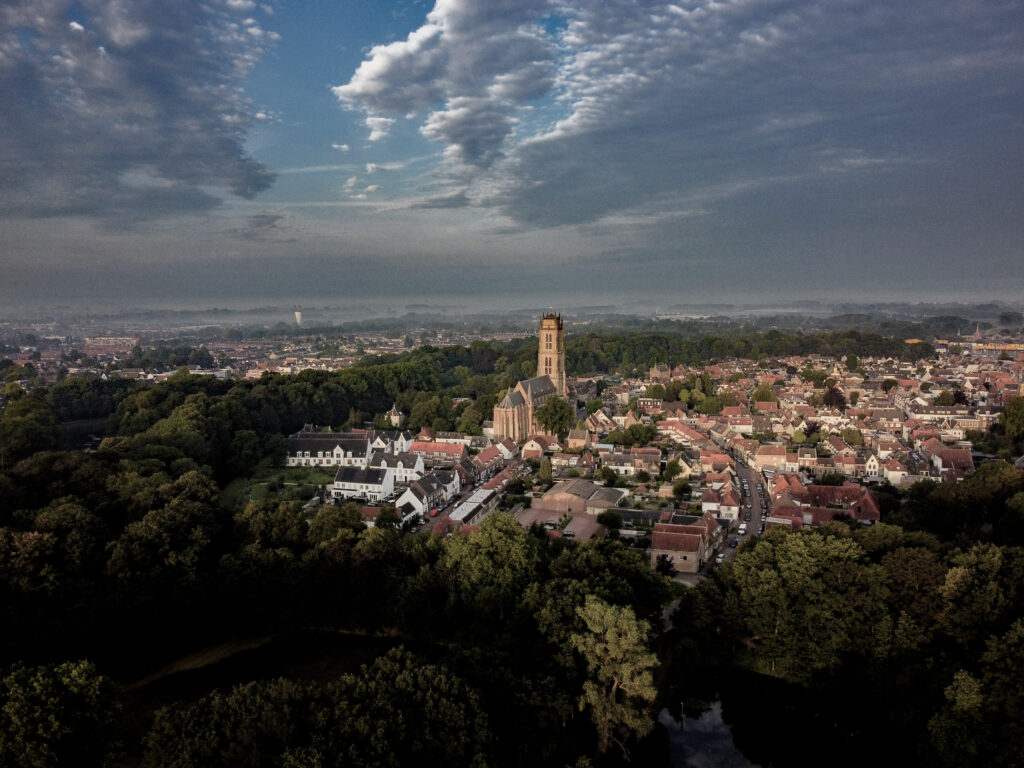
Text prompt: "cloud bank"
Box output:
[[0, 0, 278, 222], [334, 0, 1024, 229]]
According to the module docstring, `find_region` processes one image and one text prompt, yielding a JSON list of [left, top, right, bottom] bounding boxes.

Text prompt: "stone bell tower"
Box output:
[[537, 313, 566, 397]]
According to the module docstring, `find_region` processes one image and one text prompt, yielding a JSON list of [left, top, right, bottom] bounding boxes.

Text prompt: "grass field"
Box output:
[[220, 464, 337, 510]]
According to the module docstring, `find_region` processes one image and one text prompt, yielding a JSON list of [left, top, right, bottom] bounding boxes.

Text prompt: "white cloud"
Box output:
[[365, 116, 396, 141], [0, 0, 279, 222], [334, 0, 1024, 232], [331, 143, 350, 152]]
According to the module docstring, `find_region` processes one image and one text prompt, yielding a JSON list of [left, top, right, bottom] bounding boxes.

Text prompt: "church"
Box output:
[[492, 313, 568, 442]]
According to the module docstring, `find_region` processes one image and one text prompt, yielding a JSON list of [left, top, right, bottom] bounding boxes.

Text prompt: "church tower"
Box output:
[[537, 313, 566, 397]]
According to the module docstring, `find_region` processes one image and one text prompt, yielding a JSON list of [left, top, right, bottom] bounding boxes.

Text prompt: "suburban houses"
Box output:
[[271, 316, 1023, 579]]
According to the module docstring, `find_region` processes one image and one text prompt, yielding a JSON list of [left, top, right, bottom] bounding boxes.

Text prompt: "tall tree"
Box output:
[[570, 595, 658, 756], [534, 396, 574, 439], [441, 512, 539, 620]]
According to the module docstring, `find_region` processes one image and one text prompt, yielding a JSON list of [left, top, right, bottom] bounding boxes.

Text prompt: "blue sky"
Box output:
[[2, 0, 1023, 311]]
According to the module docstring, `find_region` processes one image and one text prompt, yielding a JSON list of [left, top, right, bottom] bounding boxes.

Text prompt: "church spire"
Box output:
[[537, 313, 566, 396]]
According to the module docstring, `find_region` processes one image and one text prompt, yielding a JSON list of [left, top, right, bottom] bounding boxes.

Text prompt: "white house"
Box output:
[[367, 451, 424, 485], [332, 466, 394, 502]]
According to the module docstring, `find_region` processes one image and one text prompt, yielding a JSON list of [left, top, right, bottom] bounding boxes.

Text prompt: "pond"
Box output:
[[656, 667, 915, 768], [660, 701, 758, 768]]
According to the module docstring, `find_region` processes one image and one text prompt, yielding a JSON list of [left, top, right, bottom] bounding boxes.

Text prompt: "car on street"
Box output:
[[729, 538, 738, 548], [715, 552, 726, 565], [738, 523, 748, 535], [744, 511, 752, 521]]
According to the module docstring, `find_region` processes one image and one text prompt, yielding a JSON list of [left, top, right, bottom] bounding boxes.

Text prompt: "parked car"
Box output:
[[738, 523, 748, 535], [729, 538, 739, 548], [715, 552, 726, 564]]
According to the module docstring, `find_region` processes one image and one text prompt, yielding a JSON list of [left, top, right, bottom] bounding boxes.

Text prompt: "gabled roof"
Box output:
[[521, 375, 556, 399], [334, 466, 389, 485], [497, 389, 526, 408]]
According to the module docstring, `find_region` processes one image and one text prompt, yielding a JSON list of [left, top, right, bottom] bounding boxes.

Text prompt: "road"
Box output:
[[713, 456, 771, 565]]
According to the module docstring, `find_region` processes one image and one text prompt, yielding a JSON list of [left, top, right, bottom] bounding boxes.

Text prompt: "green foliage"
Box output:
[[539, 456, 553, 485], [727, 529, 888, 681], [644, 383, 665, 399], [571, 596, 658, 755], [841, 427, 864, 446], [534, 396, 575, 438], [672, 478, 691, 500], [605, 423, 657, 447], [1002, 397, 1024, 443], [441, 512, 540, 620], [751, 383, 776, 403], [0, 660, 122, 768], [823, 386, 847, 411], [143, 649, 490, 768], [662, 459, 682, 482]]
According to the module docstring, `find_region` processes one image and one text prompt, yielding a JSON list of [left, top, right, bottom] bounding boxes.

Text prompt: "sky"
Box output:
[[1, 0, 1023, 313]]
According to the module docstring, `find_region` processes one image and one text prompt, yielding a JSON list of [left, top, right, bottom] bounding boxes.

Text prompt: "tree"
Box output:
[[534, 396, 574, 438], [928, 670, 987, 766], [751, 383, 776, 403], [644, 384, 665, 400], [585, 398, 604, 415], [729, 529, 888, 681], [1001, 397, 1024, 443], [538, 456, 553, 485], [845, 353, 859, 371], [0, 660, 122, 768], [655, 553, 677, 577], [143, 678, 324, 768], [672, 479, 691, 501], [882, 378, 900, 392], [841, 427, 864, 447], [823, 386, 847, 412], [597, 510, 623, 531], [933, 390, 956, 406], [570, 596, 658, 755], [662, 459, 682, 482], [322, 648, 491, 767], [441, 512, 539, 620]]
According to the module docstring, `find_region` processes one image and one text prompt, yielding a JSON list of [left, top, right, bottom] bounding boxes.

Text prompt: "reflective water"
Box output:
[[660, 702, 759, 768]]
